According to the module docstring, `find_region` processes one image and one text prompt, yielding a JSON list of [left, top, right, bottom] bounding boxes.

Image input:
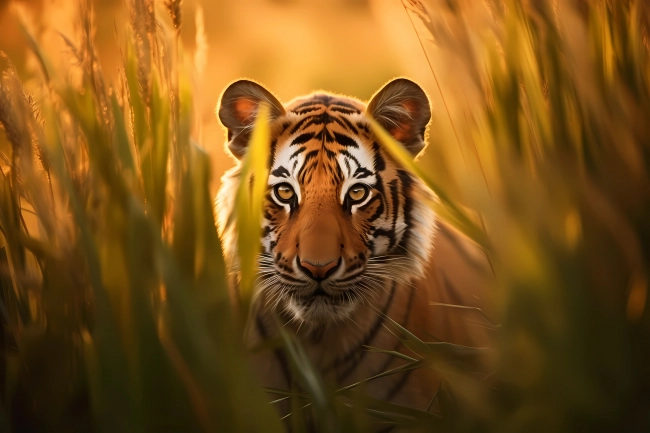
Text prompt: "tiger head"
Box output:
[[216, 78, 436, 326]]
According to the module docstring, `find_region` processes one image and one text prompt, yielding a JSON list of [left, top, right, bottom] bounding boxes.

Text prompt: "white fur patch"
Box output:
[[268, 136, 306, 212], [336, 145, 377, 214]]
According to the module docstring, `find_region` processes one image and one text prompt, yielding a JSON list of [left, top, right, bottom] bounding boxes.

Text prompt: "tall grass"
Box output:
[[0, 1, 280, 431], [0, 0, 648, 432], [394, 0, 650, 431]]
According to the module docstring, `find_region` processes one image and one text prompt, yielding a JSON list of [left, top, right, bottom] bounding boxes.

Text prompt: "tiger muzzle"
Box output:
[[296, 211, 343, 281]]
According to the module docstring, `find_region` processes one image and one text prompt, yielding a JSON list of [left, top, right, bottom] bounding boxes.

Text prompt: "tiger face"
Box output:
[[216, 79, 436, 326]]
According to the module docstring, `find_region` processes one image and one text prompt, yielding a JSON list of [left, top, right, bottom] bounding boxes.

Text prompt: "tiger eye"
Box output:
[[347, 184, 368, 203], [275, 183, 295, 202]]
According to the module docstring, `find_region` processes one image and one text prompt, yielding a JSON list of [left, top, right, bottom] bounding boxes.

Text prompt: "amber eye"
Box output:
[[347, 184, 369, 203], [274, 183, 295, 203]]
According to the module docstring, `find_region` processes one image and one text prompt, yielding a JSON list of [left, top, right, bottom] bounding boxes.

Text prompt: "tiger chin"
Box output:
[[215, 78, 492, 419]]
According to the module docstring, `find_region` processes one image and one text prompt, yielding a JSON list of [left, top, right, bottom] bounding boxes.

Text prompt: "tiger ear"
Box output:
[[217, 79, 285, 159], [367, 78, 431, 157]]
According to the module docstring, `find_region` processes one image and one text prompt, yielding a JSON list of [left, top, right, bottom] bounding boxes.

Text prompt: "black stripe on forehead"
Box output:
[[296, 148, 343, 184], [332, 132, 358, 148], [294, 106, 321, 115], [288, 96, 331, 114], [330, 115, 353, 133], [289, 115, 320, 134], [329, 106, 359, 115], [324, 147, 337, 159], [283, 143, 372, 185], [272, 98, 371, 185], [338, 149, 362, 169], [330, 101, 362, 113], [315, 128, 334, 143], [354, 167, 372, 178], [289, 110, 329, 134], [289, 146, 306, 160], [271, 166, 290, 178], [302, 149, 320, 165], [291, 132, 315, 146], [335, 115, 358, 133], [297, 149, 320, 183], [356, 121, 370, 133], [286, 97, 364, 139], [344, 158, 351, 177]]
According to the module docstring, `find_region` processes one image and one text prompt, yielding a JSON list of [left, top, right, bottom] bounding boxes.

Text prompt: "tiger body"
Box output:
[[216, 79, 492, 418]]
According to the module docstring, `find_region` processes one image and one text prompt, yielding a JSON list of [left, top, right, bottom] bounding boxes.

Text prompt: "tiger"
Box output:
[[215, 78, 494, 425]]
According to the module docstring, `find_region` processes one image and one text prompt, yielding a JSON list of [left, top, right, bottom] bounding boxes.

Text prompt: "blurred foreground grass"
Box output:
[[0, 0, 282, 431], [0, 0, 648, 432]]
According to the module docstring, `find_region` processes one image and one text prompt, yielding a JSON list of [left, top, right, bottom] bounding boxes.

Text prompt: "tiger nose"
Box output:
[[298, 258, 340, 281]]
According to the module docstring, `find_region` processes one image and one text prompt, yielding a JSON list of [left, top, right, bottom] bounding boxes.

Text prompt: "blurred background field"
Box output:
[[0, 0, 445, 195], [0, 0, 649, 432]]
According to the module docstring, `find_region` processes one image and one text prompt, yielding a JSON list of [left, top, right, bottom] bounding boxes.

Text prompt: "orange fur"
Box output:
[[215, 79, 494, 423]]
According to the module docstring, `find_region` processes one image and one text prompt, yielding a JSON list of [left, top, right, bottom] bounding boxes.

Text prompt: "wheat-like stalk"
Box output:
[[165, 0, 183, 31]]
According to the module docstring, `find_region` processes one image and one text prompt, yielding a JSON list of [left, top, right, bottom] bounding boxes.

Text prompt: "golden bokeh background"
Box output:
[[0, 0, 457, 194]]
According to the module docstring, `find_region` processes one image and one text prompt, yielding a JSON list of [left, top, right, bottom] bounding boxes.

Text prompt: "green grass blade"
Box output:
[[235, 103, 271, 317], [369, 117, 488, 248]]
